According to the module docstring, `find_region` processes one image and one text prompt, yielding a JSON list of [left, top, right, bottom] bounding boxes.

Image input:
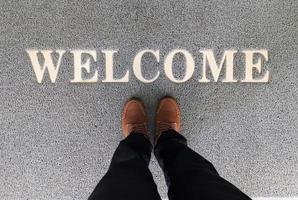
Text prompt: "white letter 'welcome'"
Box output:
[[27, 49, 270, 83]]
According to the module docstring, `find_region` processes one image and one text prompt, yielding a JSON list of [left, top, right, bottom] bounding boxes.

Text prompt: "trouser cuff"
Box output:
[[155, 129, 187, 149], [122, 132, 152, 165]]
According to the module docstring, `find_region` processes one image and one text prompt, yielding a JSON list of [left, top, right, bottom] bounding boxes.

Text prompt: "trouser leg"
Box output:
[[154, 130, 252, 200], [89, 132, 161, 200]]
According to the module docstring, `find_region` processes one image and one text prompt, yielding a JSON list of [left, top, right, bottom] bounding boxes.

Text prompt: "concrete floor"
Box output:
[[1, 0, 298, 199]]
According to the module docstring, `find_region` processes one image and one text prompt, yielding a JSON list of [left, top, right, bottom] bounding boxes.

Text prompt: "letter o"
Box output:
[[164, 49, 195, 83]]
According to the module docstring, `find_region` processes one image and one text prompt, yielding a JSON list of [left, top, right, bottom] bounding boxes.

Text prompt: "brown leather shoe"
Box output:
[[122, 98, 148, 138], [155, 96, 181, 142]]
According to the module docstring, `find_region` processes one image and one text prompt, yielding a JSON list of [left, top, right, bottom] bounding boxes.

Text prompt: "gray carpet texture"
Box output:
[[1, 0, 298, 199]]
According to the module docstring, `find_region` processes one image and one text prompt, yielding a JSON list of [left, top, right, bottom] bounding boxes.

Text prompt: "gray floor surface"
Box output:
[[1, 0, 298, 199]]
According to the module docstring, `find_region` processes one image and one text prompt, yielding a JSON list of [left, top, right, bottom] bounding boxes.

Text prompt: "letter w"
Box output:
[[26, 50, 65, 83]]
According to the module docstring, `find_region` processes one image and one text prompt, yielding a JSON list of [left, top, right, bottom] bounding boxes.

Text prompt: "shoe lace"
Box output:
[[158, 121, 176, 133], [130, 123, 148, 135]]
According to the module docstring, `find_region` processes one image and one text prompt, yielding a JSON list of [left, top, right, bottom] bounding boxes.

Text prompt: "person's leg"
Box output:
[[89, 132, 161, 200], [154, 97, 252, 200], [89, 98, 161, 200], [154, 130, 251, 200]]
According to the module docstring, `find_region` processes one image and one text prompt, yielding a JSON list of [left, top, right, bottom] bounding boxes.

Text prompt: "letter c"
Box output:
[[133, 50, 160, 83]]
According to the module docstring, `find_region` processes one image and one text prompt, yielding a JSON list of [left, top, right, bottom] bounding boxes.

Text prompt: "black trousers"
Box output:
[[89, 130, 252, 200]]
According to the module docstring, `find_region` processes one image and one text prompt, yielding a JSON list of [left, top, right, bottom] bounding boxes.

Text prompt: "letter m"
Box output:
[[199, 50, 237, 82], [26, 50, 65, 83]]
